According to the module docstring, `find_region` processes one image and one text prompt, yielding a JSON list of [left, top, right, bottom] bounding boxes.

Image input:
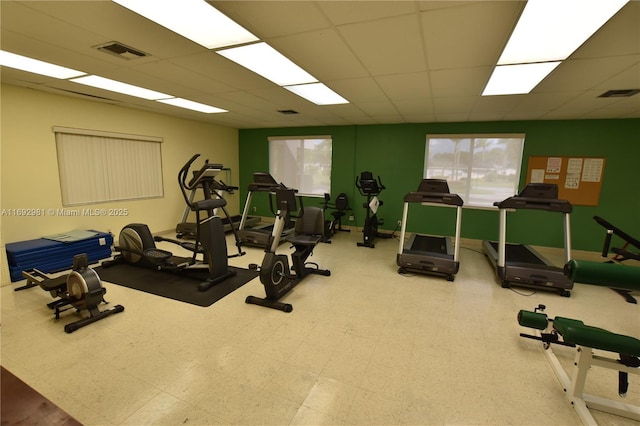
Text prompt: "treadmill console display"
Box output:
[[417, 179, 450, 194], [519, 183, 558, 199]]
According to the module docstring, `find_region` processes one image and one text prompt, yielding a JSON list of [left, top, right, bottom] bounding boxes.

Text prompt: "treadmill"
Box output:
[[211, 180, 259, 232], [397, 179, 463, 281], [176, 163, 258, 237], [482, 183, 573, 296], [237, 172, 296, 248]]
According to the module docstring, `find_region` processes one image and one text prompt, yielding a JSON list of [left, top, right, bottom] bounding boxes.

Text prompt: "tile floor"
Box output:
[[1, 229, 639, 425]]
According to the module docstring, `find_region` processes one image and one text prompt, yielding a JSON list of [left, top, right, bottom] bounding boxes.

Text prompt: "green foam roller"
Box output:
[[557, 323, 640, 356], [518, 310, 548, 330], [564, 260, 640, 291]]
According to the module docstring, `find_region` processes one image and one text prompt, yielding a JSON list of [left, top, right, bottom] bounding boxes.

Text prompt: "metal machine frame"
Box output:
[[482, 183, 573, 296], [397, 179, 463, 281], [237, 172, 295, 248]]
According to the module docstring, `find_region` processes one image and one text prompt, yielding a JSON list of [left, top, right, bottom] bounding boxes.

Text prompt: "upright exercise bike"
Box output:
[[245, 187, 330, 312], [104, 154, 238, 291], [356, 171, 391, 248]]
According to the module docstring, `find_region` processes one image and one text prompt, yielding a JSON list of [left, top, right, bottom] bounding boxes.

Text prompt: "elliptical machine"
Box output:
[[104, 154, 239, 291], [245, 187, 330, 312], [355, 171, 391, 248]]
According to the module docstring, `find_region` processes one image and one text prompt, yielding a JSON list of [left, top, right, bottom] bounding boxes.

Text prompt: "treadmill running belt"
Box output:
[[489, 242, 545, 265], [411, 235, 448, 253]]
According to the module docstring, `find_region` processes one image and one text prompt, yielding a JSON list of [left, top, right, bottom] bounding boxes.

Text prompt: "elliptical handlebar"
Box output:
[[178, 154, 201, 208]]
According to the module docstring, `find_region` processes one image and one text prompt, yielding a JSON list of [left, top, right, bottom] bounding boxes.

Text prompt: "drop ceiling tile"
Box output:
[[269, 29, 369, 81], [421, 1, 523, 70], [337, 14, 427, 75], [328, 77, 387, 103], [430, 67, 490, 98], [375, 72, 431, 99], [537, 56, 640, 93], [571, 1, 640, 59], [317, 1, 417, 26], [213, 1, 331, 38]]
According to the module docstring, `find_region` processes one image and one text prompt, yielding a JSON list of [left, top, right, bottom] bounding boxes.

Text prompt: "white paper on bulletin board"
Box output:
[[582, 158, 604, 182], [530, 169, 545, 183], [546, 157, 562, 173], [567, 158, 583, 174], [565, 174, 580, 189]]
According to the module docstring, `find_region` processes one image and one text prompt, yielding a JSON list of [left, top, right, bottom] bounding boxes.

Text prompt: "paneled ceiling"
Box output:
[[1, 1, 638, 129]]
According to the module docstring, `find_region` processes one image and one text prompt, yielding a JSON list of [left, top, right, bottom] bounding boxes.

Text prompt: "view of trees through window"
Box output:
[[424, 134, 525, 208], [268, 136, 332, 196]]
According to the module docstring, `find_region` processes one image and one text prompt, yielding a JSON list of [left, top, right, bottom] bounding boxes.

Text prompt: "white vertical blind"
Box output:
[[268, 135, 332, 196], [424, 134, 525, 208], [54, 127, 163, 205]]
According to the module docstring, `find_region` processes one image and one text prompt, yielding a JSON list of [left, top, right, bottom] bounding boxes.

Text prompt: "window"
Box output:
[[424, 134, 525, 208], [268, 136, 332, 196], [54, 127, 163, 206]]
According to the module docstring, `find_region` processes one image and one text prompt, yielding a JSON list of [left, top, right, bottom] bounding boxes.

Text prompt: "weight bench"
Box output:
[[517, 260, 640, 425]]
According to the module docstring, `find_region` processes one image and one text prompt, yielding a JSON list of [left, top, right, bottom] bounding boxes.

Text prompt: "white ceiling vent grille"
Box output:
[[94, 42, 148, 60]]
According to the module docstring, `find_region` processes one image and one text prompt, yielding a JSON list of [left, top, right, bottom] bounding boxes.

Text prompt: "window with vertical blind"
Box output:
[[54, 127, 163, 206], [268, 136, 332, 196], [424, 134, 525, 208]]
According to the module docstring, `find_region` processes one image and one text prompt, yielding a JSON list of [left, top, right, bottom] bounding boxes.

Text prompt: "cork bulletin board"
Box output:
[[525, 156, 606, 206]]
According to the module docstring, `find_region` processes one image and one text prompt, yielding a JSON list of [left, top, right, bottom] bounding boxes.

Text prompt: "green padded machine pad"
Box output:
[[553, 316, 640, 357]]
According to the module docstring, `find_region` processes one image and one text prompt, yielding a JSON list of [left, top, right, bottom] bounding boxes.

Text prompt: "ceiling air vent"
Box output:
[[598, 89, 640, 98], [94, 42, 148, 60], [278, 109, 299, 115]]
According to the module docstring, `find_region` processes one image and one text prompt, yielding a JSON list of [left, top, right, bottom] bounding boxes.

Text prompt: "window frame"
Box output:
[[424, 133, 525, 209], [268, 135, 332, 197], [54, 126, 164, 206]]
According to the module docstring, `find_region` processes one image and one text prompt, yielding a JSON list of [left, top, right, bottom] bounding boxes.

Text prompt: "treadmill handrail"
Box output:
[[404, 191, 463, 206], [494, 196, 572, 213]]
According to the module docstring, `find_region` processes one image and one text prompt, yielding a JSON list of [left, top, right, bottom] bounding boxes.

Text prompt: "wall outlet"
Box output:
[[349, 215, 355, 221]]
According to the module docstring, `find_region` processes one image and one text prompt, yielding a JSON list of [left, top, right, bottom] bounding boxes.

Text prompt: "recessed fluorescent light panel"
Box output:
[[217, 42, 317, 86], [0, 50, 85, 79], [483, 0, 629, 96], [112, 0, 258, 49], [482, 62, 561, 96], [113, 0, 258, 49], [285, 83, 349, 105], [498, 0, 629, 65], [70, 75, 172, 100], [157, 98, 227, 113]]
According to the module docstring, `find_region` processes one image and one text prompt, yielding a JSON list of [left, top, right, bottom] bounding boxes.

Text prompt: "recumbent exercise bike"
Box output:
[[245, 187, 330, 312], [103, 154, 241, 291], [319, 192, 350, 242]]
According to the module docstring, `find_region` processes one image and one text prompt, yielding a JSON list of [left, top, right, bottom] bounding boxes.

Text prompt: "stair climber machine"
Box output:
[[245, 187, 331, 312], [397, 179, 463, 281], [237, 172, 296, 248], [104, 154, 242, 291], [482, 183, 573, 296], [355, 171, 392, 248]]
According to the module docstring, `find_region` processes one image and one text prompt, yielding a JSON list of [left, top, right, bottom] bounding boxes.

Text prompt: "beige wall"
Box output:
[[1, 84, 239, 284]]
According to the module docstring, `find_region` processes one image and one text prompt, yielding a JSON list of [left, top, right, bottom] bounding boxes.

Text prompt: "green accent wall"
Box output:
[[239, 118, 639, 252]]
